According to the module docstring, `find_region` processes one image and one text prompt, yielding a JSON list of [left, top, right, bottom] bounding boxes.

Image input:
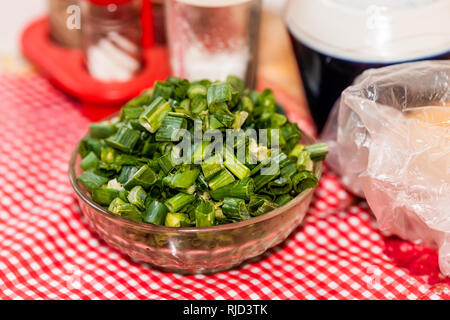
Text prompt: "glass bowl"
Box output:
[[69, 115, 322, 274]]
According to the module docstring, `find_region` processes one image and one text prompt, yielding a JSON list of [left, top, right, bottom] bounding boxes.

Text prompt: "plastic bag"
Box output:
[[321, 61, 450, 276]]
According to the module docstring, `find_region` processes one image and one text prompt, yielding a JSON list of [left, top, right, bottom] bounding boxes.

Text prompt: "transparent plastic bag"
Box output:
[[321, 61, 450, 275]]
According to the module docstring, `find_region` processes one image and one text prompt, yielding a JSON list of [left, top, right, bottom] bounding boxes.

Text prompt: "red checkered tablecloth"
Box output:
[[0, 74, 448, 300]]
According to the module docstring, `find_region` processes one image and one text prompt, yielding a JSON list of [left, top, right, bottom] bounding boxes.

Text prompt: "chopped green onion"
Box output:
[[208, 169, 235, 191], [267, 176, 292, 195], [143, 200, 168, 225], [224, 147, 250, 180], [191, 96, 208, 114], [79, 76, 327, 227], [151, 81, 173, 100], [123, 165, 157, 190], [139, 97, 172, 133], [155, 115, 187, 142], [195, 200, 215, 227], [92, 188, 121, 206], [252, 200, 278, 217], [222, 197, 250, 221], [79, 137, 102, 158], [292, 171, 318, 193], [78, 172, 108, 192], [297, 150, 313, 171], [210, 177, 254, 200], [117, 166, 137, 184], [187, 84, 207, 98], [165, 212, 191, 228], [207, 82, 232, 106], [165, 193, 195, 212], [275, 194, 293, 206], [232, 111, 249, 130], [305, 143, 329, 162], [200, 154, 223, 179], [208, 115, 224, 129], [127, 186, 147, 210], [163, 168, 200, 190], [105, 127, 140, 153], [89, 122, 117, 139], [108, 198, 143, 222], [80, 151, 99, 171], [157, 153, 176, 174]]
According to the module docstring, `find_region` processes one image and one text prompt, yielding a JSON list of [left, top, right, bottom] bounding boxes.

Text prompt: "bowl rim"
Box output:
[[69, 113, 322, 234]]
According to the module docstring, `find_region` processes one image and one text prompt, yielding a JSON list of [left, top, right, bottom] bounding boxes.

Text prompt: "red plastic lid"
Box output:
[[87, 0, 134, 6]]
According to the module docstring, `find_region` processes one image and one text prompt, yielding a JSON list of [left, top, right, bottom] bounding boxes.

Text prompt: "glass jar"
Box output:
[[165, 0, 262, 89], [82, 0, 143, 82]]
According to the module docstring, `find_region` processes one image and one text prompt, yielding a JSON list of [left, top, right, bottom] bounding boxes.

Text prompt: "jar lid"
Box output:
[[87, 0, 134, 6]]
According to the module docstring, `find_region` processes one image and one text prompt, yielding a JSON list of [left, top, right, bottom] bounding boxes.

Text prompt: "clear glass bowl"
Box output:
[[69, 116, 322, 274]]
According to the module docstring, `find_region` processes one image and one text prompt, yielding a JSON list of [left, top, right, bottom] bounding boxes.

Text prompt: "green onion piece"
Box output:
[[208, 115, 224, 129], [89, 122, 117, 139], [222, 197, 251, 221], [270, 113, 287, 128], [151, 81, 173, 100], [297, 150, 313, 171], [78, 172, 108, 192], [139, 97, 172, 133], [155, 115, 187, 142], [108, 197, 127, 214], [213, 112, 234, 128], [257, 89, 276, 113], [123, 165, 157, 190], [127, 186, 147, 210], [108, 198, 143, 222], [191, 96, 208, 114], [121, 105, 146, 120], [232, 111, 248, 130], [200, 155, 223, 179], [100, 147, 116, 164], [210, 177, 254, 200], [253, 200, 279, 217], [267, 176, 292, 195], [207, 82, 232, 106], [292, 171, 319, 193], [143, 200, 168, 225], [281, 123, 302, 153], [276, 194, 293, 206], [305, 143, 329, 162], [105, 126, 140, 153], [179, 99, 191, 112], [289, 144, 304, 160], [240, 96, 254, 114], [125, 93, 151, 108], [280, 163, 298, 178], [80, 151, 99, 171], [226, 75, 245, 91], [165, 193, 195, 212], [165, 212, 191, 228], [118, 166, 137, 184], [224, 147, 250, 180], [187, 84, 207, 98], [92, 188, 121, 206], [141, 140, 159, 157], [192, 141, 210, 164], [195, 201, 215, 227], [157, 153, 176, 174], [254, 168, 280, 191], [79, 137, 102, 158], [163, 168, 200, 190], [208, 169, 235, 191]]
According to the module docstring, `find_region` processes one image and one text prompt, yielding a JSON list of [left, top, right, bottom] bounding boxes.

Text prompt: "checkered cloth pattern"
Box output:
[[0, 74, 448, 300]]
